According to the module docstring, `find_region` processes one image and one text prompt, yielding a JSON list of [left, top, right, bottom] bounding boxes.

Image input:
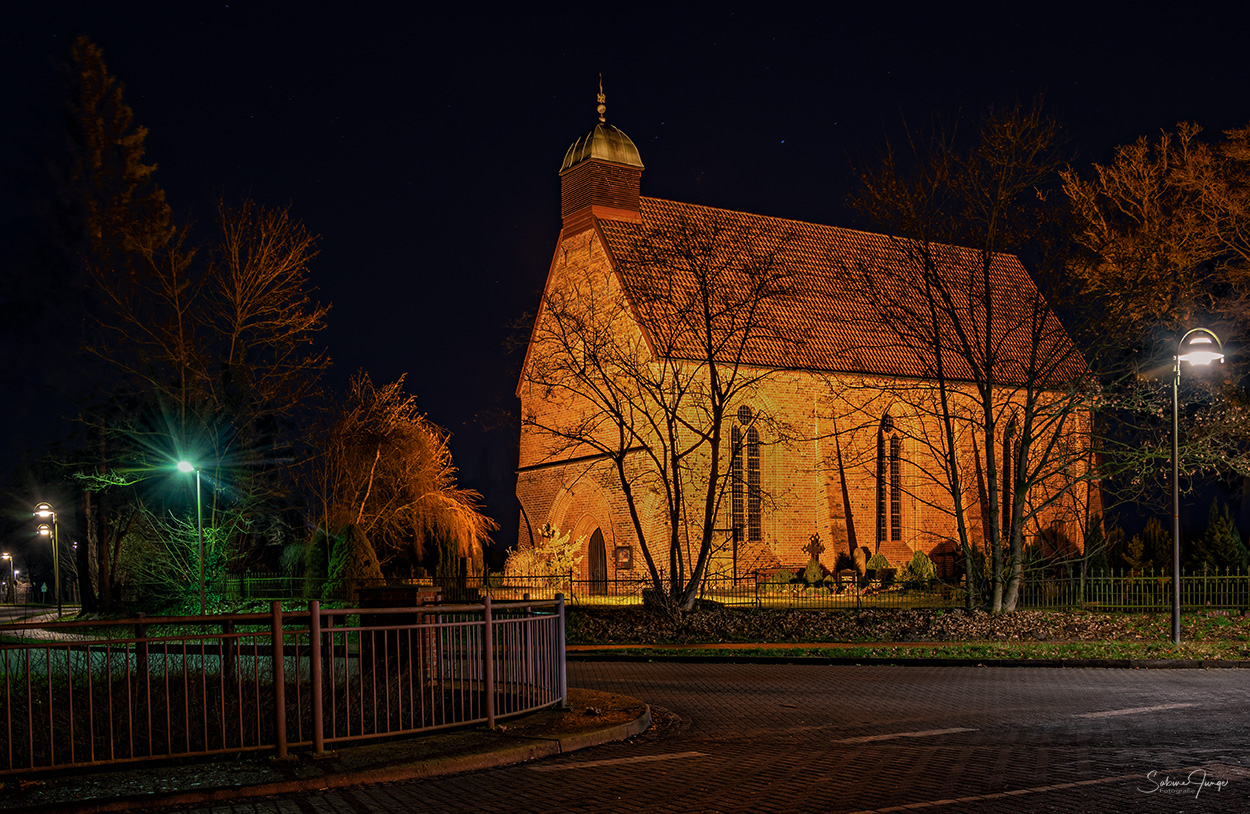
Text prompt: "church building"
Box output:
[[515, 92, 1092, 590]]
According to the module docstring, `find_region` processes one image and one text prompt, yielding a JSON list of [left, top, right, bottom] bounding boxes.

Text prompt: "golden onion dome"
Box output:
[[560, 122, 644, 173]]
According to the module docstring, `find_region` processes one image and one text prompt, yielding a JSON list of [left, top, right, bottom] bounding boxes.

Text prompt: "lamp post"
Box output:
[[177, 461, 205, 616], [34, 502, 61, 618], [1, 554, 11, 603], [1171, 328, 1225, 646]]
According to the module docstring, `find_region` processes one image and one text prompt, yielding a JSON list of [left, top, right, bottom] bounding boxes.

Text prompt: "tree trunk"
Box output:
[[79, 490, 100, 613]]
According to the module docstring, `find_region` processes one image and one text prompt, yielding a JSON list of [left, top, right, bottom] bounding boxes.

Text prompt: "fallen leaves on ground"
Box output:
[[565, 607, 1250, 646]]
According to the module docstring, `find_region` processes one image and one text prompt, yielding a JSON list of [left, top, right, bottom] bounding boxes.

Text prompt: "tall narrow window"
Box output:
[[877, 414, 902, 546], [732, 406, 762, 543], [1002, 418, 1017, 539], [731, 424, 744, 538], [747, 425, 761, 542], [890, 435, 902, 541]]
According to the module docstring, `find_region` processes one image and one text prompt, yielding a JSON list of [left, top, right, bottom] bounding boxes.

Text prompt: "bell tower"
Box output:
[[559, 80, 644, 234]]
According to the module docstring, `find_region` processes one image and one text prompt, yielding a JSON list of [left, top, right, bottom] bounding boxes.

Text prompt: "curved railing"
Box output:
[[0, 596, 566, 774]]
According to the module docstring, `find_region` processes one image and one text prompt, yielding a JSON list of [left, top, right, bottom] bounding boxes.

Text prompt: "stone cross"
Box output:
[[803, 533, 825, 560]]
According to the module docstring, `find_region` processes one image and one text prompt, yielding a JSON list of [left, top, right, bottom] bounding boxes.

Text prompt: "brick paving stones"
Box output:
[[170, 663, 1250, 813]]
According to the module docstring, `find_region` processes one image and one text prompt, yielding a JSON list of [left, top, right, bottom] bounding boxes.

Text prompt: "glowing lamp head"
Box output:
[[37, 524, 52, 537], [34, 502, 54, 518], [1178, 331, 1225, 367], [177, 461, 195, 473]]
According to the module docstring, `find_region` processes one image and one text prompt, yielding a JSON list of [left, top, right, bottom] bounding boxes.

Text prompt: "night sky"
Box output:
[[3, 5, 1249, 557]]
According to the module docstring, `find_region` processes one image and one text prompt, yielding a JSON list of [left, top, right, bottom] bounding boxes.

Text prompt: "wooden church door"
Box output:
[[588, 528, 608, 595]]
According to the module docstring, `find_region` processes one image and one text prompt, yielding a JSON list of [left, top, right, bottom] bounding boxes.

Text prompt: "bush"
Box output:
[[767, 569, 797, 586], [866, 553, 891, 572], [900, 550, 937, 588], [504, 524, 585, 588], [803, 558, 825, 586]]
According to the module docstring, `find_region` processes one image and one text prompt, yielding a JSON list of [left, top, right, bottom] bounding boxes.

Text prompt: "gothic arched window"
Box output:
[[1002, 417, 1018, 539], [877, 414, 903, 545], [732, 405, 762, 542]]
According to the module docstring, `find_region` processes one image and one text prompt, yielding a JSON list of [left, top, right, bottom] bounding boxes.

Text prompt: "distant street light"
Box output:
[[1, 553, 12, 603], [1172, 328, 1226, 646], [34, 502, 61, 618], [178, 461, 205, 616]]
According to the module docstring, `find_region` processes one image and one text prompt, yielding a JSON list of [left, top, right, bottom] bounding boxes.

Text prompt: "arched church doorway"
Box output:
[[588, 528, 608, 595]]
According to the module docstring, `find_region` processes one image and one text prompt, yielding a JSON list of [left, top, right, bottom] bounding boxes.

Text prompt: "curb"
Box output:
[[567, 652, 1250, 669], [21, 706, 652, 814]]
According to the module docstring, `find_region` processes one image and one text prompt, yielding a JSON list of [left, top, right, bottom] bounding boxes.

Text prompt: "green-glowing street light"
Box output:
[[1172, 328, 1226, 646], [34, 502, 61, 618], [178, 461, 205, 616]]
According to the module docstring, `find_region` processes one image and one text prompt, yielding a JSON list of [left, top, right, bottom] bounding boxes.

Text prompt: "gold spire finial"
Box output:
[[596, 74, 606, 123]]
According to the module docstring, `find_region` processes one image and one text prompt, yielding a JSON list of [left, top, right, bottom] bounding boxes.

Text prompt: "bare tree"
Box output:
[[845, 102, 1096, 612], [522, 211, 797, 615]]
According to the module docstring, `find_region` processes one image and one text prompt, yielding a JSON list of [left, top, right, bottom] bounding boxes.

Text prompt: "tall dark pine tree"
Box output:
[[62, 36, 172, 612]]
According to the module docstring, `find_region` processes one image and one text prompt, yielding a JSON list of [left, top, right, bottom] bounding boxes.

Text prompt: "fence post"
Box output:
[[309, 600, 324, 757], [222, 618, 236, 689], [556, 592, 567, 708], [271, 601, 288, 760], [483, 595, 495, 729], [521, 593, 534, 701]]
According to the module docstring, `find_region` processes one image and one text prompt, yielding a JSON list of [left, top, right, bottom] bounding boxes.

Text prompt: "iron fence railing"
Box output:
[[487, 569, 1250, 612], [156, 568, 1250, 613], [0, 596, 566, 775], [1017, 569, 1250, 611]]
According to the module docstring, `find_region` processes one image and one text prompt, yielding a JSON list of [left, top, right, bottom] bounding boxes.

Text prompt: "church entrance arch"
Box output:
[[588, 528, 608, 595]]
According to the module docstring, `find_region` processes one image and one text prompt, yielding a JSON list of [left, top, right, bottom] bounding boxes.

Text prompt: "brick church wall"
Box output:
[[517, 229, 1092, 581]]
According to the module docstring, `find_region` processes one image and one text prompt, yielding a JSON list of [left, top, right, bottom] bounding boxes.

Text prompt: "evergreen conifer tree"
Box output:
[[1190, 501, 1249, 572], [324, 523, 384, 600], [303, 529, 331, 599], [1141, 517, 1170, 573]]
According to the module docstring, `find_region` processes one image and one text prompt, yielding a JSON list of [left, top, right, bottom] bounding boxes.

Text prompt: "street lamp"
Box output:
[[1, 553, 12, 603], [1172, 328, 1225, 646], [178, 461, 205, 616], [34, 502, 61, 618]]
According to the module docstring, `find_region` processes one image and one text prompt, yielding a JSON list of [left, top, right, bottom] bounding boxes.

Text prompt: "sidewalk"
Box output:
[[1, 688, 651, 814]]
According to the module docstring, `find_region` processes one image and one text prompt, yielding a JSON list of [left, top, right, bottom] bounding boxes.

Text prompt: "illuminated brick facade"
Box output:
[[516, 113, 1093, 583]]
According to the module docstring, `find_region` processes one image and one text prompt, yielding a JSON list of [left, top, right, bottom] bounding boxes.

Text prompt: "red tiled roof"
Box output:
[[595, 197, 1084, 386]]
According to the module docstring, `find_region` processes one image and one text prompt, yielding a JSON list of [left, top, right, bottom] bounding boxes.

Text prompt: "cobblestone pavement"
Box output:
[[174, 663, 1250, 813]]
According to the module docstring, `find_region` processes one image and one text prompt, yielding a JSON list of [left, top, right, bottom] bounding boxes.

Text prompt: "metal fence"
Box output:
[[0, 596, 566, 775], [1018, 569, 1250, 611], [197, 568, 1250, 612], [486, 570, 1250, 612]]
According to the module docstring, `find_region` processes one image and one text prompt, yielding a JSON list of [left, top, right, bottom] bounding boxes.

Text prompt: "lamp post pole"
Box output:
[[178, 462, 205, 616], [1172, 360, 1181, 645], [1171, 328, 1225, 646], [35, 503, 61, 618], [1, 554, 11, 604], [196, 468, 204, 616]]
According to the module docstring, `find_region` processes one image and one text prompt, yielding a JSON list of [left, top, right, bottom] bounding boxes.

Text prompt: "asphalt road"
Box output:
[[174, 662, 1250, 813]]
